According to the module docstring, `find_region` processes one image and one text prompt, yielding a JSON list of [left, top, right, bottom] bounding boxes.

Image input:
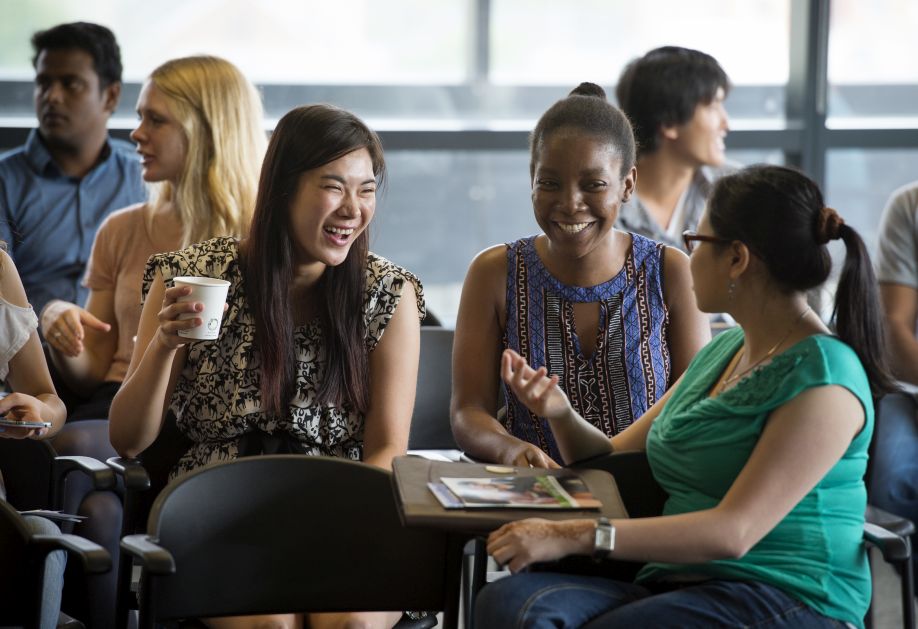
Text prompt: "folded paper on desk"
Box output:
[[430, 474, 601, 510], [19, 510, 87, 524]]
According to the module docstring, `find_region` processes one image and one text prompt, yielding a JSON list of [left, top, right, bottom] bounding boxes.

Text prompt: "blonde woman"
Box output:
[[41, 55, 266, 629], [41, 55, 265, 423]]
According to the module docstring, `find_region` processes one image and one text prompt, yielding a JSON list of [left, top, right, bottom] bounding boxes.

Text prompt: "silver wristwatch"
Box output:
[[593, 517, 615, 559]]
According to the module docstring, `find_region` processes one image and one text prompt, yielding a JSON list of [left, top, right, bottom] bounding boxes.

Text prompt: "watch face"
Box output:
[[594, 523, 614, 556], [596, 528, 613, 549]]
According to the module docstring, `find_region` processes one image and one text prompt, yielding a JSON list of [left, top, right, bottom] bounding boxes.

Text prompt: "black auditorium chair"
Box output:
[[0, 438, 115, 512], [866, 392, 918, 629], [408, 326, 458, 451], [106, 411, 191, 629], [0, 499, 111, 629], [121, 455, 463, 628], [0, 439, 116, 626]]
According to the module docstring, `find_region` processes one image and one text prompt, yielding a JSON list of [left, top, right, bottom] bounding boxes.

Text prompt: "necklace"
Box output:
[[718, 307, 812, 393]]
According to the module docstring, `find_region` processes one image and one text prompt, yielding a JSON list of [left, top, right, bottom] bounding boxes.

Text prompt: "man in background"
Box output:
[[872, 181, 918, 596], [615, 46, 732, 250], [0, 22, 144, 315]]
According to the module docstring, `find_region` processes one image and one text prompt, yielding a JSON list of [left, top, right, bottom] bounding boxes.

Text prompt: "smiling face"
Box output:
[[665, 86, 729, 168], [130, 82, 188, 184], [531, 130, 634, 261], [33, 48, 116, 151], [287, 147, 377, 273]]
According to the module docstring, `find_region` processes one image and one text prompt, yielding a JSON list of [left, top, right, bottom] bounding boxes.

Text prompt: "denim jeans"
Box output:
[[23, 516, 66, 629], [474, 572, 849, 629], [869, 392, 918, 595]]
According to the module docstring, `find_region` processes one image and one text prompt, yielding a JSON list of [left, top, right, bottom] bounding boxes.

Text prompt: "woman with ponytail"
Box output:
[[451, 82, 710, 469], [110, 104, 421, 628], [475, 164, 893, 628]]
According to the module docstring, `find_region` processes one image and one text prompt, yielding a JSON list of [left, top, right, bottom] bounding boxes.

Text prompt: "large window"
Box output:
[[827, 0, 918, 124], [0, 0, 473, 84], [1, 0, 914, 325]]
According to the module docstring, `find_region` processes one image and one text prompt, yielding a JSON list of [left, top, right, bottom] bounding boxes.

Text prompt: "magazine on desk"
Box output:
[[429, 473, 602, 510]]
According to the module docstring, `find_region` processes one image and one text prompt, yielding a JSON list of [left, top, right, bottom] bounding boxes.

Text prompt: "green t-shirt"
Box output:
[[636, 327, 873, 628]]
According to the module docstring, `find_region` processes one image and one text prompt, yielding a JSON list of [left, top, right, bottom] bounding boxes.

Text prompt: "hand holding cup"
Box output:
[[172, 277, 230, 341]]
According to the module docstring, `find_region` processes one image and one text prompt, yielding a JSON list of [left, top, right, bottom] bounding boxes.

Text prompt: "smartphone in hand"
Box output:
[[0, 417, 52, 429]]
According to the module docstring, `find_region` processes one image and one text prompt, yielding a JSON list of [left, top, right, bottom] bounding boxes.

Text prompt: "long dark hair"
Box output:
[[708, 165, 896, 396], [241, 104, 386, 415]]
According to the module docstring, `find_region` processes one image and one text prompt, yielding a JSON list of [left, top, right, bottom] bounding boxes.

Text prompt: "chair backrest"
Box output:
[[571, 450, 667, 519], [409, 326, 457, 450], [0, 500, 43, 626], [129, 411, 192, 529], [140, 455, 461, 622], [0, 439, 57, 510]]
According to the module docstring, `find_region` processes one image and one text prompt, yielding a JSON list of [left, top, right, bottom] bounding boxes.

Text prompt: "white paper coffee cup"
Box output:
[[174, 276, 231, 340]]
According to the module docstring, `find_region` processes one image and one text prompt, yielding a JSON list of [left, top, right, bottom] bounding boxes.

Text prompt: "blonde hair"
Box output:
[[147, 55, 266, 247]]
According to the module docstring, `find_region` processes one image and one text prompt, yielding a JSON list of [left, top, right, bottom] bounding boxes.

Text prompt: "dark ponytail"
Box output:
[[708, 165, 896, 396], [832, 224, 897, 396]]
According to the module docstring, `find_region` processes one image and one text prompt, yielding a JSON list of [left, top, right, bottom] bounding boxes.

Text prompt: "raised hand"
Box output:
[[501, 349, 574, 423], [41, 301, 111, 357]]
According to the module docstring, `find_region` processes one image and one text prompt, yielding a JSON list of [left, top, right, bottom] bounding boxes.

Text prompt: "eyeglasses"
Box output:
[[682, 230, 733, 253]]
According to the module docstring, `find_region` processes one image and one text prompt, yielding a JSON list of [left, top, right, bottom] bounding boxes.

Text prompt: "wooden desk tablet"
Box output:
[[391, 456, 628, 534]]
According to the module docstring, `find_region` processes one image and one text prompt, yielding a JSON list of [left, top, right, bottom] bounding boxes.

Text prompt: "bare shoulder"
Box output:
[[471, 244, 510, 273], [662, 244, 690, 270], [0, 250, 29, 307], [464, 245, 508, 296], [661, 245, 693, 300]]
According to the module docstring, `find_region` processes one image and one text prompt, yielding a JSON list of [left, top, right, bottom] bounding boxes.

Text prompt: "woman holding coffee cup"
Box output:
[[110, 104, 422, 629], [39, 55, 266, 628]]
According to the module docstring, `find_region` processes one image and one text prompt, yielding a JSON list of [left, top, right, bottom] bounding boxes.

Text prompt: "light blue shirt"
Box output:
[[0, 129, 146, 313]]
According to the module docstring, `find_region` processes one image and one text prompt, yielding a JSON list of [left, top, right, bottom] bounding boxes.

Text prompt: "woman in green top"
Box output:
[[475, 165, 896, 628]]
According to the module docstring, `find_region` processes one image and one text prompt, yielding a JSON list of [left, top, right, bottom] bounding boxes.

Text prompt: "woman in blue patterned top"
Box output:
[[451, 82, 710, 467]]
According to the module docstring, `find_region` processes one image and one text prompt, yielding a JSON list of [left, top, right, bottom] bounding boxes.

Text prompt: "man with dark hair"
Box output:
[[615, 46, 732, 249], [0, 22, 145, 314]]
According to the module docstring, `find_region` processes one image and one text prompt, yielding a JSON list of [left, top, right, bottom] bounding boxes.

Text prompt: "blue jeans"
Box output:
[[23, 516, 67, 629], [869, 392, 918, 594], [474, 572, 848, 628]]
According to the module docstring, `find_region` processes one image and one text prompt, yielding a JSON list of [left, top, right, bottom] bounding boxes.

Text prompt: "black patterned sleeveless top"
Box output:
[[502, 233, 671, 462], [142, 237, 425, 478]]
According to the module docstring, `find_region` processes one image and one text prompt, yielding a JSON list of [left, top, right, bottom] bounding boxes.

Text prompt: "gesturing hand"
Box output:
[[41, 301, 111, 357], [487, 518, 593, 573], [501, 349, 574, 423], [502, 440, 561, 469]]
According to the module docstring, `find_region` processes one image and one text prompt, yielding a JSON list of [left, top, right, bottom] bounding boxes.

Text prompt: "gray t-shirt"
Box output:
[[876, 182, 918, 288], [616, 163, 736, 250]]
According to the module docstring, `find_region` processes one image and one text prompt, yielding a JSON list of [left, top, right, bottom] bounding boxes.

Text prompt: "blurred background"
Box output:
[[1, 0, 916, 325]]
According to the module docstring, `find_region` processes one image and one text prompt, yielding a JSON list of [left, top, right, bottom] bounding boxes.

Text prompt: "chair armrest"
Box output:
[[31, 533, 112, 573], [54, 456, 116, 491], [866, 504, 917, 537], [121, 534, 176, 575], [864, 521, 912, 562], [106, 456, 151, 491]]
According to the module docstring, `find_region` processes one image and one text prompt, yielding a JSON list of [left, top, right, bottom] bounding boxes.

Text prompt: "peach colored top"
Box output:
[[83, 203, 181, 383]]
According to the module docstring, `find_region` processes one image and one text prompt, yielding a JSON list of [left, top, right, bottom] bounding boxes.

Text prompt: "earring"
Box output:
[[727, 280, 736, 302]]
